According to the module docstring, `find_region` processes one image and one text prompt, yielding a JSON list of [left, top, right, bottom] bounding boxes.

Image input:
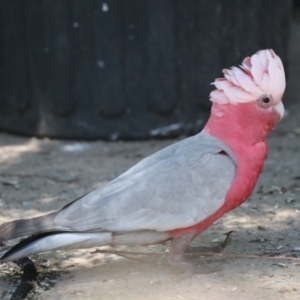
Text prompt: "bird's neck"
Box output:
[[203, 102, 270, 151], [203, 103, 270, 218]]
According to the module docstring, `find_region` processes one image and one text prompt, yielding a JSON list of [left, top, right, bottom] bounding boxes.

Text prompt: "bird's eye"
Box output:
[[257, 94, 273, 108]]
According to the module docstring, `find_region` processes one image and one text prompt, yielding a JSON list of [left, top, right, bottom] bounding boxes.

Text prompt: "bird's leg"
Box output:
[[184, 231, 234, 259], [168, 231, 234, 279], [168, 231, 196, 277], [168, 231, 220, 278]]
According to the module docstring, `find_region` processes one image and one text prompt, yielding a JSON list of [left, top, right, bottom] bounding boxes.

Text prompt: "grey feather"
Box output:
[[54, 132, 236, 232], [0, 131, 236, 261]]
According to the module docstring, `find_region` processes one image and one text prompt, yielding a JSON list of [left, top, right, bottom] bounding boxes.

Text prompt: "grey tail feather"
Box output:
[[0, 211, 65, 242], [0, 231, 64, 262], [0, 245, 11, 258], [0, 193, 90, 243]]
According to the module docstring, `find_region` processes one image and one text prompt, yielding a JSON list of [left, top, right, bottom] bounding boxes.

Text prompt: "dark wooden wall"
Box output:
[[0, 0, 292, 139]]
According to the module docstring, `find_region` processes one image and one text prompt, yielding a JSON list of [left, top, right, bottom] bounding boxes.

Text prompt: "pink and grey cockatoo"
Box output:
[[0, 50, 285, 268]]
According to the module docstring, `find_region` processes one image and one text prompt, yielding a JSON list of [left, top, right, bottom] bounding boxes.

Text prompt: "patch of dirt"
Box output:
[[1, 19, 300, 300]]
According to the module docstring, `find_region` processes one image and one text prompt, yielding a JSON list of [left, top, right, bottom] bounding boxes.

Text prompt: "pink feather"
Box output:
[[210, 49, 285, 105]]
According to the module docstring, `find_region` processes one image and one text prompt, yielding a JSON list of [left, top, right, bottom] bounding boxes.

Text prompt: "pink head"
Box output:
[[210, 49, 285, 107], [205, 49, 286, 145]]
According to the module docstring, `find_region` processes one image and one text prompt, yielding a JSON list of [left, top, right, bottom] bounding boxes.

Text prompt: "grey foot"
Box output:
[[167, 231, 233, 280], [184, 231, 234, 260]]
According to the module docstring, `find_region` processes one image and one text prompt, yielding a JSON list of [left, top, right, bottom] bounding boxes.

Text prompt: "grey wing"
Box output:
[[54, 132, 237, 232]]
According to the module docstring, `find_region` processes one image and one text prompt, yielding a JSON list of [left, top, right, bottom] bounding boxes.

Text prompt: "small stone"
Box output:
[[211, 238, 219, 243], [257, 225, 267, 231], [1, 179, 20, 189], [150, 279, 161, 285], [278, 287, 289, 293], [286, 197, 296, 204]]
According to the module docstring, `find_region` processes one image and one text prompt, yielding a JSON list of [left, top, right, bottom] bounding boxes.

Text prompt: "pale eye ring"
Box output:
[[257, 94, 273, 108]]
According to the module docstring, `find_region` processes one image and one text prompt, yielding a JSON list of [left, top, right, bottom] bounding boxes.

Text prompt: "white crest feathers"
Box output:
[[210, 49, 286, 104]]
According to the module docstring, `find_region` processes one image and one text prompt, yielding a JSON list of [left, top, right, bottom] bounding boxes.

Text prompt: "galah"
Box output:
[[0, 50, 286, 269]]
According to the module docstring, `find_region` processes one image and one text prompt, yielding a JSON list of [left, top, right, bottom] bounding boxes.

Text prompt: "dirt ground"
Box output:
[[1, 22, 300, 300]]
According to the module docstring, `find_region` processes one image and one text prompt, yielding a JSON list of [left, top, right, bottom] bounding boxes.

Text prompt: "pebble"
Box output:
[[278, 287, 289, 293], [150, 279, 161, 285], [277, 263, 287, 268]]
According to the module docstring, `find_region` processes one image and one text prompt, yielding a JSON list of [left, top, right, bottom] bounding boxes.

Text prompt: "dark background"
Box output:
[[0, 1, 293, 140]]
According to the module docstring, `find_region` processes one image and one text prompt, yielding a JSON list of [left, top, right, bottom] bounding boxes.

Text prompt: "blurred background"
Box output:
[[0, 0, 293, 140]]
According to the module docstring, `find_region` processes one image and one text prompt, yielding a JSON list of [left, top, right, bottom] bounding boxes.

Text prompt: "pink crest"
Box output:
[[210, 49, 286, 104]]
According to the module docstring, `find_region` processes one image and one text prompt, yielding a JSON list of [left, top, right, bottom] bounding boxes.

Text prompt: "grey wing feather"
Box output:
[[54, 132, 237, 232]]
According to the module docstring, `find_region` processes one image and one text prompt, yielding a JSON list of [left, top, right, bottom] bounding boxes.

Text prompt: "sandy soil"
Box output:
[[1, 20, 300, 300]]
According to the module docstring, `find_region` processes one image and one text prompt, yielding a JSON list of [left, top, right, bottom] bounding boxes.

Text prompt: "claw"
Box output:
[[219, 230, 234, 251], [184, 231, 235, 258]]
